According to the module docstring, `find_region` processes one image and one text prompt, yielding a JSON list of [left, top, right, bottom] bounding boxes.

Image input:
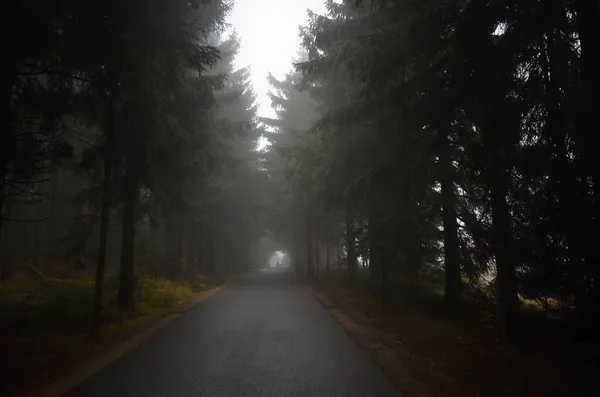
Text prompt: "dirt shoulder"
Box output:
[[307, 283, 597, 397], [9, 284, 226, 397]]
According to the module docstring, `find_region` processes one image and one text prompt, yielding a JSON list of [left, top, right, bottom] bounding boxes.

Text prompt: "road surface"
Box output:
[[65, 268, 402, 397]]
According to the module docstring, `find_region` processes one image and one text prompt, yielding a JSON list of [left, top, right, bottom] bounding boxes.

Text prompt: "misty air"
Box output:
[[1, 0, 598, 396]]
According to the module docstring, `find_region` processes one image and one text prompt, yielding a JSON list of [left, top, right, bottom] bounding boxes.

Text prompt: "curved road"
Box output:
[[66, 268, 402, 397]]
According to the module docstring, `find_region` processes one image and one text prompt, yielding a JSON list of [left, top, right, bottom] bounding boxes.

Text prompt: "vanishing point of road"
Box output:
[[65, 268, 402, 397]]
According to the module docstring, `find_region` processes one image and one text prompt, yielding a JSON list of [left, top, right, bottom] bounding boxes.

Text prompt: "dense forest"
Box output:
[[1, 0, 599, 395], [265, 0, 599, 342]]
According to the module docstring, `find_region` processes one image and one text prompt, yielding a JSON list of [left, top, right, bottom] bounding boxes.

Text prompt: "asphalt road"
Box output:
[[65, 268, 402, 397]]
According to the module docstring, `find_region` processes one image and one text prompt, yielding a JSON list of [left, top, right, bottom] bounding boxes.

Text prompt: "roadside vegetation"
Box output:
[[0, 266, 222, 396], [313, 268, 597, 397]]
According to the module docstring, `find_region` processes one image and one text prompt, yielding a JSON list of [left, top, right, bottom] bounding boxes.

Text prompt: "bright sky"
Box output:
[[226, 0, 326, 118]]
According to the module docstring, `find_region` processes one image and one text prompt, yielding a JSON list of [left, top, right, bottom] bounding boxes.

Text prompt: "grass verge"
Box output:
[[309, 269, 597, 397], [0, 271, 226, 397]]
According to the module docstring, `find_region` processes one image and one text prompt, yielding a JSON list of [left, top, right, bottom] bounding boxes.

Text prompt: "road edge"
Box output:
[[304, 284, 431, 397], [26, 283, 227, 397]]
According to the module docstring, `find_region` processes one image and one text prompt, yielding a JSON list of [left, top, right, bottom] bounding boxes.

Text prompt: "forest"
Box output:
[[2, 0, 599, 396]]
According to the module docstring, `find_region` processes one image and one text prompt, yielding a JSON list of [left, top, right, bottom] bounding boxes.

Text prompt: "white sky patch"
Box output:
[[226, 0, 326, 118]]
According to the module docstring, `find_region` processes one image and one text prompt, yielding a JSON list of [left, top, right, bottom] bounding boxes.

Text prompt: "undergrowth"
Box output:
[[0, 267, 219, 397], [315, 267, 597, 397], [0, 269, 211, 335]]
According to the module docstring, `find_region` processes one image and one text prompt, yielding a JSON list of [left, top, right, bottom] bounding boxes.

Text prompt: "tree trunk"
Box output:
[[163, 218, 177, 278], [486, 169, 520, 341], [0, 64, 16, 280], [467, 7, 521, 341], [345, 200, 356, 281], [0, 193, 14, 281], [205, 211, 216, 275], [305, 201, 316, 280], [439, 136, 462, 306], [380, 233, 391, 309], [575, 0, 600, 322], [540, 28, 592, 320], [325, 239, 331, 271], [368, 200, 382, 294], [117, 144, 141, 312], [186, 219, 197, 274], [314, 213, 320, 279], [0, 159, 7, 281], [405, 219, 420, 304], [249, 228, 257, 272], [477, 57, 520, 343], [91, 95, 116, 333], [293, 206, 306, 276], [175, 218, 184, 276], [575, 0, 600, 195]]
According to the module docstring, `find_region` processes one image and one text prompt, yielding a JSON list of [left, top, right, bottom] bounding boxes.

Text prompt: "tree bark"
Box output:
[[465, 3, 521, 341], [0, 63, 16, 280], [117, 142, 141, 312], [574, 0, 600, 195], [163, 217, 177, 278], [186, 218, 197, 274], [205, 211, 216, 275], [0, 159, 7, 281], [405, 219, 420, 304], [345, 200, 356, 281], [439, 136, 462, 306], [91, 95, 116, 333], [368, 199, 382, 294], [380, 228, 391, 309], [305, 200, 316, 280], [0, 191, 14, 281], [293, 206, 306, 276], [313, 212, 320, 279], [574, 0, 600, 322], [325, 239, 331, 271], [475, 48, 520, 342]]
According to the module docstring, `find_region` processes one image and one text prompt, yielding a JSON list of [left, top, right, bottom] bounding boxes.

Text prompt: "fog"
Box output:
[[3, 1, 598, 395]]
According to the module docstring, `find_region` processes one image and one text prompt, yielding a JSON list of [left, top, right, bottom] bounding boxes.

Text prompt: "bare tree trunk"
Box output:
[[187, 219, 198, 274], [575, 0, 600, 323], [0, 65, 15, 281], [314, 238, 320, 279], [293, 205, 306, 277], [405, 219, 420, 305], [380, 224, 391, 309], [0, 160, 7, 281], [474, 38, 520, 342], [0, 194, 14, 280], [439, 136, 462, 306], [91, 96, 116, 333], [345, 200, 356, 281], [325, 238, 331, 271], [117, 140, 141, 312], [205, 211, 216, 275], [368, 199, 382, 294], [306, 200, 316, 280], [575, 0, 600, 196]]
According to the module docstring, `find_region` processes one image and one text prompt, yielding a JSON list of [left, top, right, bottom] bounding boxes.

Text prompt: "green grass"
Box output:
[[0, 271, 209, 335], [0, 269, 219, 397]]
